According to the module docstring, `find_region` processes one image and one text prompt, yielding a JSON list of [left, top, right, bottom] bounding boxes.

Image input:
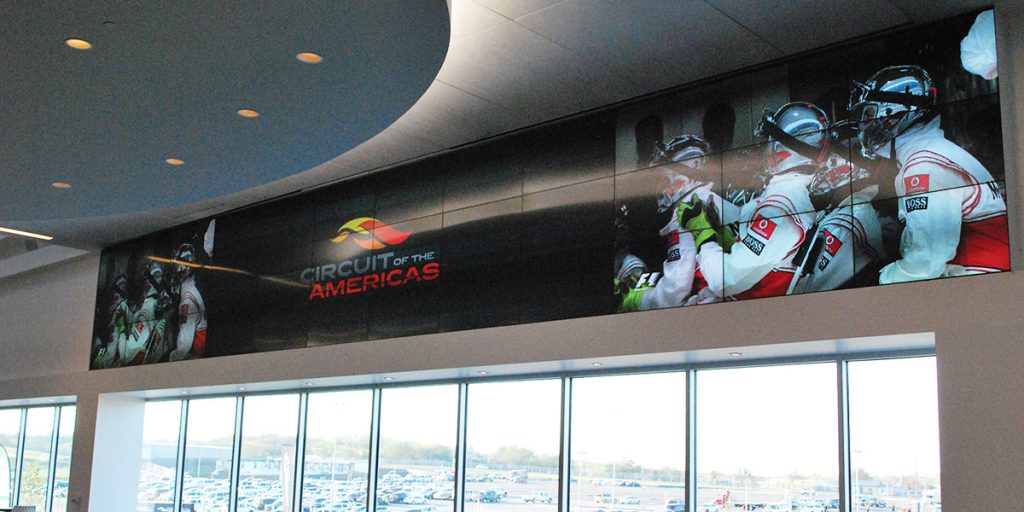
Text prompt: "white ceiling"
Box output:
[[0, 0, 993, 258]]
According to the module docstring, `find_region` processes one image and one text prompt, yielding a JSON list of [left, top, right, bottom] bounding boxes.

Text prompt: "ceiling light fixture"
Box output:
[[0, 226, 53, 241], [239, 387, 247, 391], [384, 377, 394, 381], [305, 382, 314, 387], [51, 182, 71, 189], [237, 109, 259, 118], [165, 158, 185, 166], [729, 352, 743, 357], [296, 52, 323, 64], [64, 38, 93, 50], [478, 371, 489, 376], [591, 362, 603, 367]]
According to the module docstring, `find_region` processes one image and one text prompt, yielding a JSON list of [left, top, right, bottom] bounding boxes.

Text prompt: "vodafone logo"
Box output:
[[749, 214, 777, 240], [822, 229, 843, 256], [330, 217, 412, 250], [904, 174, 930, 195]]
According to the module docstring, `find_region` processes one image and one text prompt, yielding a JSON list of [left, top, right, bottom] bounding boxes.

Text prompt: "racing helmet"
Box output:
[[614, 253, 648, 295], [174, 243, 197, 274], [850, 65, 936, 156], [755, 102, 831, 175], [653, 134, 711, 212]]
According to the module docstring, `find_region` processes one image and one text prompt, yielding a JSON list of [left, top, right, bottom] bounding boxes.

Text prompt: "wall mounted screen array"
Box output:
[[0, 404, 76, 512], [136, 356, 940, 512], [89, 10, 1006, 370]]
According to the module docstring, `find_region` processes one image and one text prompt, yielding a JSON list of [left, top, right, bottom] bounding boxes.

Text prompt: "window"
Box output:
[[848, 357, 940, 511], [137, 400, 181, 511], [302, 390, 373, 512], [697, 364, 839, 511], [465, 380, 561, 512], [0, 405, 74, 512], [571, 373, 687, 512], [181, 397, 236, 512], [125, 353, 939, 512]]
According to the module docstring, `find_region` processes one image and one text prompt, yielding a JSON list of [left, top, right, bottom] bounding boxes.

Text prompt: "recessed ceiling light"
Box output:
[[165, 158, 185, 166], [180, 390, 188, 395], [305, 382, 314, 387], [237, 109, 259, 118], [239, 387, 247, 391], [478, 371, 489, 375], [384, 377, 394, 381], [65, 38, 93, 50], [51, 182, 71, 189], [296, 52, 323, 64], [0, 226, 53, 241], [591, 362, 603, 367], [729, 352, 743, 357]]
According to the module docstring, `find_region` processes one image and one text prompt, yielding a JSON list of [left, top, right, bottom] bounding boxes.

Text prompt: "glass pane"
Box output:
[[465, 380, 561, 512], [18, 407, 55, 509], [0, 409, 21, 507], [237, 394, 300, 512], [302, 390, 373, 512], [51, 406, 76, 512], [697, 364, 839, 511], [849, 357, 940, 512], [182, 398, 236, 512], [138, 401, 182, 512], [571, 373, 687, 512], [377, 385, 458, 512]]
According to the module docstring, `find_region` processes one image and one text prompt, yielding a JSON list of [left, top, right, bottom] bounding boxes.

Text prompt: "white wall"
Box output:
[[0, 4, 1022, 512]]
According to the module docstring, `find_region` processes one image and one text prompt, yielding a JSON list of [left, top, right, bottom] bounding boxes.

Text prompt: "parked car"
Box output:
[[524, 491, 554, 504]]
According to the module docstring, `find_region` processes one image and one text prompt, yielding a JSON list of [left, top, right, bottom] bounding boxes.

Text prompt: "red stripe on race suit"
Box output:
[[951, 215, 1010, 271], [733, 268, 796, 300], [191, 329, 207, 357]]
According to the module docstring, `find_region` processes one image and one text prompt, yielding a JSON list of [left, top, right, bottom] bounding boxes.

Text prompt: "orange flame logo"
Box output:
[[330, 217, 411, 250]]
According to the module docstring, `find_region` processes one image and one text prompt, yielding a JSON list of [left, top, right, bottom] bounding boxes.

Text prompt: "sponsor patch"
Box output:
[[749, 214, 777, 240], [742, 234, 765, 255], [905, 196, 929, 212], [904, 174, 930, 194], [666, 247, 680, 262], [818, 255, 830, 271], [822, 229, 842, 256]]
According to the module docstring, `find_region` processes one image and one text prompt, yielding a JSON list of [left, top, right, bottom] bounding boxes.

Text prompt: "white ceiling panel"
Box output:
[[389, 80, 526, 148], [705, 0, 908, 54], [332, 128, 445, 175], [471, 0, 567, 20], [436, 21, 641, 118], [516, 0, 782, 91], [450, 0, 510, 40]]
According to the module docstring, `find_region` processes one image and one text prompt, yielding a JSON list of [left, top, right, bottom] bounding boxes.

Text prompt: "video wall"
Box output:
[[91, 11, 1007, 368]]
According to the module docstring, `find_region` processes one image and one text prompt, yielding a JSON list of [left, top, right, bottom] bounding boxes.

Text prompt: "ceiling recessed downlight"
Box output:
[[237, 109, 259, 118], [165, 158, 185, 166], [296, 52, 323, 64], [0, 226, 54, 241], [65, 38, 93, 50], [729, 352, 743, 357], [51, 182, 71, 189]]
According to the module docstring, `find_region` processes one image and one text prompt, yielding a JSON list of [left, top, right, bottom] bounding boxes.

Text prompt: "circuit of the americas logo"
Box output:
[[303, 217, 439, 301]]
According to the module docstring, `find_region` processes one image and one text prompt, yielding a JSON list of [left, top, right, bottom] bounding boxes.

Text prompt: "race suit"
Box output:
[[792, 187, 885, 293], [619, 183, 737, 311], [877, 116, 1008, 283], [690, 172, 816, 303], [121, 288, 168, 366], [170, 274, 207, 360]]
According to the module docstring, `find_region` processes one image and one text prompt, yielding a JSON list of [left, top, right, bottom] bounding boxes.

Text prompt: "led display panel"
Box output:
[[91, 10, 1008, 369]]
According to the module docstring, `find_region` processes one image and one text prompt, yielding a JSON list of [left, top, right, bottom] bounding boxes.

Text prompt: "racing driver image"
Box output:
[[679, 102, 825, 303], [850, 64, 1009, 282]]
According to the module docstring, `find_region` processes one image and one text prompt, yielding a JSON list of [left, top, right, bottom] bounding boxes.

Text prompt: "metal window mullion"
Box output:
[[174, 400, 189, 512], [837, 361, 852, 512], [43, 406, 61, 512], [557, 378, 572, 512], [228, 397, 244, 512], [367, 389, 382, 512], [12, 408, 26, 505], [292, 394, 309, 512], [686, 370, 697, 512], [453, 383, 469, 512]]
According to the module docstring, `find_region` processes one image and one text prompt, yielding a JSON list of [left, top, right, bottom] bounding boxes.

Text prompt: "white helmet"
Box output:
[[653, 134, 710, 212], [755, 102, 831, 175], [850, 65, 936, 156]]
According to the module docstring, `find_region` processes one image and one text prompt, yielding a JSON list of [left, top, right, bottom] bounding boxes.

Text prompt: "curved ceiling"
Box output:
[[0, 1, 449, 226], [1, 0, 991, 252]]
